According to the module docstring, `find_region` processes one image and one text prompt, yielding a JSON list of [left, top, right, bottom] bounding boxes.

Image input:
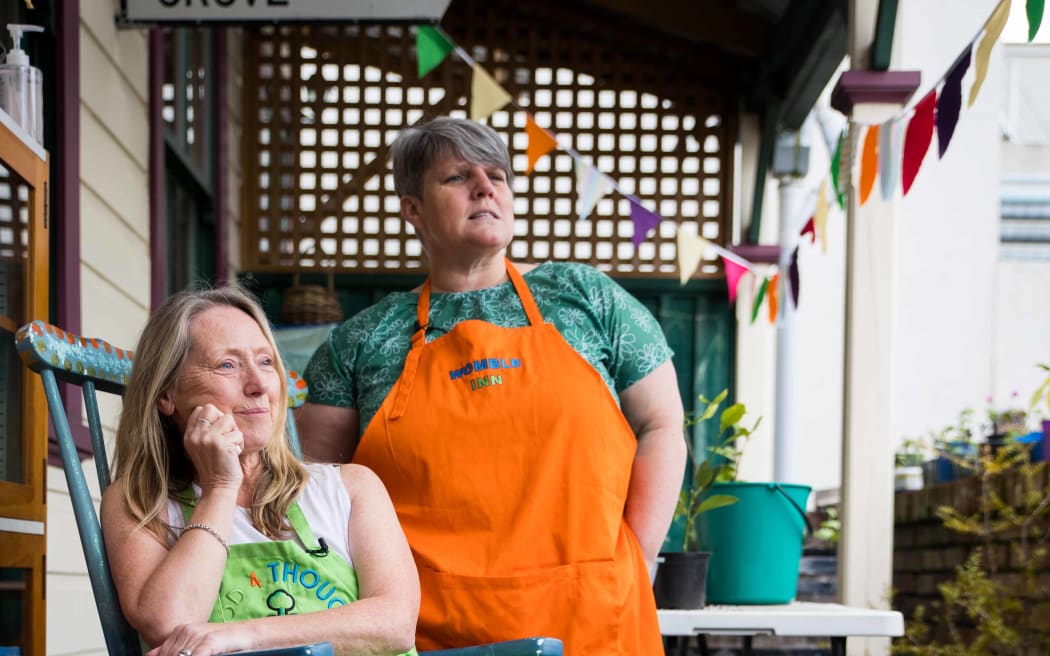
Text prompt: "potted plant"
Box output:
[[894, 436, 928, 491], [653, 390, 742, 609], [694, 395, 815, 605], [1027, 363, 1050, 462], [925, 409, 978, 484]]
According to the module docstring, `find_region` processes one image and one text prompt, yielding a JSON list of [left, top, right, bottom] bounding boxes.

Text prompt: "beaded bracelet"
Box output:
[[182, 523, 231, 556]]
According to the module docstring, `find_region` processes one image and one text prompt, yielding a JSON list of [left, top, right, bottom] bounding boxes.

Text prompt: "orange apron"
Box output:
[[353, 260, 662, 654]]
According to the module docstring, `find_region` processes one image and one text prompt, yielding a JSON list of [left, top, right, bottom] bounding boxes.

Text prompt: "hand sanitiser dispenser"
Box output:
[[0, 24, 45, 146]]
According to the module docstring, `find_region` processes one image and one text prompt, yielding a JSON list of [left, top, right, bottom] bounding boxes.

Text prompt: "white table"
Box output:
[[659, 602, 904, 656]]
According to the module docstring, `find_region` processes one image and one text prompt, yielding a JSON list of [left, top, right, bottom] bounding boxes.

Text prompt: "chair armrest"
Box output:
[[228, 643, 334, 656], [422, 637, 564, 656]]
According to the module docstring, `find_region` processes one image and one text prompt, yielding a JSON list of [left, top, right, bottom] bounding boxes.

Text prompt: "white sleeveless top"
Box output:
[[165, 463, 354, 567]]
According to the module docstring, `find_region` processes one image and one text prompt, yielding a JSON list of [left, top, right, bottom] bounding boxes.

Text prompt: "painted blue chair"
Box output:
[[16, 320, 562, 656]]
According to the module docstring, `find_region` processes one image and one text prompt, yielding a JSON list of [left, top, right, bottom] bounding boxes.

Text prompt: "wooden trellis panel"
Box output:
[[241, 0, 736, 278]]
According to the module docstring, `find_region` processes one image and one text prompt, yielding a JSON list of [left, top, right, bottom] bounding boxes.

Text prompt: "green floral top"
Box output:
[[303, 262, 674, 434]]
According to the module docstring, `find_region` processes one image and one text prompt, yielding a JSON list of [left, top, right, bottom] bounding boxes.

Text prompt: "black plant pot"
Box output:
[[653, 551, 710, 609]]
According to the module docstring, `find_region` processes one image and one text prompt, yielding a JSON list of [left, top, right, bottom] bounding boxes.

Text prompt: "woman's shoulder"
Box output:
[[333, 462, 388, 500], [523, 260, 610, 287]]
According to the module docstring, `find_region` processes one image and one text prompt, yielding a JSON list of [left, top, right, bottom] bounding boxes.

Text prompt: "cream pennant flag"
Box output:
[[470, 64, 512, 121], [815, 178, 830, 253], [574, 159, 614, 221], [969, 0, 1011, 107], [676, 227, 708, 285]]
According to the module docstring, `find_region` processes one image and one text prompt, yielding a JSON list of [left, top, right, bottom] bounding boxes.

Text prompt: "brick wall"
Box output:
[[893, 463, 1050, 650]]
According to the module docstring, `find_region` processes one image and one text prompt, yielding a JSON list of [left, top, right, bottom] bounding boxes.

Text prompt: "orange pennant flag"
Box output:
[[859, 124, 879, 206], [525, 114, 557, 174], [767, 273, 780, 324]]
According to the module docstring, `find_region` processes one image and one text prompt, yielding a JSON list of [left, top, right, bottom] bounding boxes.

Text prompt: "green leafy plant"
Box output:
[[1028, 363, 1050, 418], [893, 440, 1050, 655], [674, 389, 762, 551], [896, 436, 930, 468], [813, 507, 841, 546]]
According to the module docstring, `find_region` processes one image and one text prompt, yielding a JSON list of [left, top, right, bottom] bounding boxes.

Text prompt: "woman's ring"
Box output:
[[178, 650, 192, 656], [198, 418, 211, 425]]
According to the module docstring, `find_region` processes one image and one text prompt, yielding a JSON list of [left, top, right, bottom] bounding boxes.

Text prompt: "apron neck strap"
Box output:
[[174, 488, 327, 556], [504, 258, 544, 326]]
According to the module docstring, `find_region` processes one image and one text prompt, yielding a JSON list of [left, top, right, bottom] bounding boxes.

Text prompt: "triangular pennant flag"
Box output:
[[524, 114, 558, 175], [902, 90, 937, 196], [416, 26, 454, 78], [879, 118, 902, 202], [815, 178, 830, 253], [969, 0, 1011, 107], [1028, 0, 1045, 41], [470, 64, 512, 121], [859, 124, 879, 206], [788, 246, 800, 309], [750, 276, 769, 325], [722, 256, 750, 305], [830, 131, 847, 209], [767, 273, 780, 325], [937, 45, 970, 159], [574, 159, 614, 221], [800, 216, 816, 244], [676, 228, 708, 285], [629, 197, 662, 247]]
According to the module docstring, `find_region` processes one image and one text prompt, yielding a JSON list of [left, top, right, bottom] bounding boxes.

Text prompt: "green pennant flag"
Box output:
[[750, 276, 769, 324], [416, 26, 454, 78], [830, 131, 846, 210], [1029, 0, 1045, 42]]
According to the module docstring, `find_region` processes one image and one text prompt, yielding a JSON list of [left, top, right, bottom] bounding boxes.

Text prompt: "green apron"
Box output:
[[178, 490, 417, 655]]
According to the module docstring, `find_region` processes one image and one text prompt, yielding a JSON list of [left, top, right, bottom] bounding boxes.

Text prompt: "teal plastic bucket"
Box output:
[[698, 482, 812, 604]]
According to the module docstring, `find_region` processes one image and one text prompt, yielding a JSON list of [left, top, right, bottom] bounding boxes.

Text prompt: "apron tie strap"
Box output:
[[390, 279, 431, 420]]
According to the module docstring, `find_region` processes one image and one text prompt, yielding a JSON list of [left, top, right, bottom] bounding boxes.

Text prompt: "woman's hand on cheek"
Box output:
[[185, 404, 245, 491]]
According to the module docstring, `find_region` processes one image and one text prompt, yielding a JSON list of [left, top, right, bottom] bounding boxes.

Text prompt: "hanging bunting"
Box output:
[[629, 196, 662, 247], [750, 276, 769, 325], [767, 273, 780, 325], [1029, 0, 1045, 41], [969, 0, 1011, 107], [574, 159, 614, 221], [788, 246, 800, 309], [879, 118, 902, 202], [722, 256, 750, 305], [830, 131, 847, 209], [676, 228, 708, 285], [859, 124, 879, 206], [416, 26, 454, 78], [470, 64, 512, 121], [937, 45, 970, 159], [902, 90, 937, 196], [800, 216, 816, 244], [814, 178, 830, 253], [524, 114, 558, 174]]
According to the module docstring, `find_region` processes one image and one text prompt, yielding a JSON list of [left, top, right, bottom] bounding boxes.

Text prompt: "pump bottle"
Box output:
[[0, 24, 45, 146]]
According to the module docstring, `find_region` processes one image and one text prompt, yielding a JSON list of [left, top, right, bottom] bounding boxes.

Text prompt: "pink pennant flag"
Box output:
[[721, 255, 750, 305], [629, 197, 662, 247], [902, 90, 937, 196]]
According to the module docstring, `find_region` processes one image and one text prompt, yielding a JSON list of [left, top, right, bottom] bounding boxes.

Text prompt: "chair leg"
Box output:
[[831, 637, 846, 656]]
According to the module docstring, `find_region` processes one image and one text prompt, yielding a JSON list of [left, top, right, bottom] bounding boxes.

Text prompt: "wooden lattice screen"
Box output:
[[241, 0, 736, 278]]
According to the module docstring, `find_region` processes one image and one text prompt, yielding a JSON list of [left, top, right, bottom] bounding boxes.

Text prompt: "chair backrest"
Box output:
[[15, 320, 310, 655]]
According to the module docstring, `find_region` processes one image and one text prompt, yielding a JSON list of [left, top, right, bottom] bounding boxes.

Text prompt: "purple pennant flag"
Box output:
[[629, 197, 662, 247], [788, 246, 800, 308], [937, 45, 970, 159]]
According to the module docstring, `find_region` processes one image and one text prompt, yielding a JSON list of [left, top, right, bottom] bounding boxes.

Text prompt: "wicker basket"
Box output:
[[280, 272, 344, 325]]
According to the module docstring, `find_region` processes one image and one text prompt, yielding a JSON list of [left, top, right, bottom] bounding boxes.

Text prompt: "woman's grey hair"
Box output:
[[390, 117, 513, 198]]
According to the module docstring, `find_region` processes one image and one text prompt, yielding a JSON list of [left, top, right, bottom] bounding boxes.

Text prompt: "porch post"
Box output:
[[831, 70, 919, 656]]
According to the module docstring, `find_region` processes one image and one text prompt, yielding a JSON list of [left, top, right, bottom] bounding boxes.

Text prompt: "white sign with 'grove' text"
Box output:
[[119, 0, 452, 23]]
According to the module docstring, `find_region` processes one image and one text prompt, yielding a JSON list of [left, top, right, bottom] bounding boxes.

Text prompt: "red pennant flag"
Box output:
[[722, 256, 750, 305], [902, 90, 937, 196], [859, 124, 879, 205], [800, 216, 816, 244], [525, 114, 557, 174]]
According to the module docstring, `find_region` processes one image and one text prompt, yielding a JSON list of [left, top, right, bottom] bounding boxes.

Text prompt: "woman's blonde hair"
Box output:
[[113, 284, 306, 541]]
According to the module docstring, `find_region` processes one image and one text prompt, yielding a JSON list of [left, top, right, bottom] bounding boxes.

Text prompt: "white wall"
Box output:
[[47, 2, 150, 653]]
